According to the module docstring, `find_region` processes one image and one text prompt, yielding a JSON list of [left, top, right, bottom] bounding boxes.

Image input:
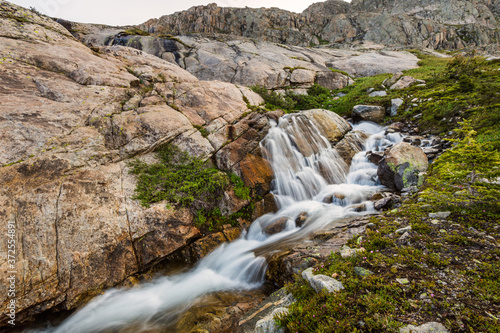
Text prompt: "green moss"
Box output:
[[128, 144, 228, 209], [193, 125, 209, 138], [121, 28, 150, 36]]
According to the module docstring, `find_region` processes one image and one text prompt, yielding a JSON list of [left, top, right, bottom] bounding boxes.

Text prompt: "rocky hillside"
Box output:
[[138, 0, 500, 50]]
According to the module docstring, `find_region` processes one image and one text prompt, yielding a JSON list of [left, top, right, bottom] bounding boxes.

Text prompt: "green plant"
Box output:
[[128, 144, 228, 209], [421, 120, 500, 209], [121, 28, 150, 36]]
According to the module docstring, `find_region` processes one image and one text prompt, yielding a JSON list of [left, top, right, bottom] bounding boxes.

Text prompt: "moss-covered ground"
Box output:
[[251, 52, 500, 332]]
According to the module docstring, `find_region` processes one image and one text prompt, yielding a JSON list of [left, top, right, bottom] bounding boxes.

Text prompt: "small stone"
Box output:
[[420, 293, 428, 299], [429, 212, 451, 219], [369, 90, 387, 97], [302, 268, 344, 293], [468, 227, 479, 233], [366, 223, 377, 230], [400, 322, 449, 333], [398, 231, 410, 241], [431, 220, 440, 225], [354, 267, 373, 277], [340, 245, 365, 258], [396, 278, 410, 285], [390, 98, 404, 117], [367, 88, 375, 93], [396, 226, 411, 234], [332, 273, 339, 278]]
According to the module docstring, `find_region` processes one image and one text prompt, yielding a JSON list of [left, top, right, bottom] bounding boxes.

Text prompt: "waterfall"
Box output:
[[34, 117, 401, 333]]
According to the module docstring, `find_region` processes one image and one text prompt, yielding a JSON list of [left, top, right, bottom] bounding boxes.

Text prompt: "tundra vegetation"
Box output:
[[250, 54, 500, 332]]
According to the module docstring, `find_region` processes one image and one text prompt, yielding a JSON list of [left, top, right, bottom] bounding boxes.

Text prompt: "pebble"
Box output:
[[429, 212, 451, 219], [431, 220, 440, 225], [396, 278, 410, 285], [354, 267, 373, 277], [396, 226, 412, 234]]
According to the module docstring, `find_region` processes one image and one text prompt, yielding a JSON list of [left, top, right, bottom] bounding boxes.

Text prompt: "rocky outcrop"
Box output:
[[0, 2, 274, 325], [130, 0, 500, 51], [377, 142, 429, 191]]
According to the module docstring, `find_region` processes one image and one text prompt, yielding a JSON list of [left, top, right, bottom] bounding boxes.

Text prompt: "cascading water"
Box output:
[[33, 116, 401, 333]]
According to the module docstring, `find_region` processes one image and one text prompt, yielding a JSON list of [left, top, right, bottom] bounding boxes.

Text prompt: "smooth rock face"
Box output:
[[400, 322, 449, 333], [302, 268, 345, 293], [353, 105, 386, 123], [0, 3, 275, 324], [302, 109, 352, 143], [377, 142, 429, 191], [85, 34, 357, 89]]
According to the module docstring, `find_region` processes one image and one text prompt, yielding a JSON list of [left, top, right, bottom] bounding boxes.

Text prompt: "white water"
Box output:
[[35, 117, 401, 333]]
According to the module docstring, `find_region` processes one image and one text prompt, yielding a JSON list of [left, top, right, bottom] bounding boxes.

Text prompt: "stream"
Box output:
[[32, 117, 401, 333]]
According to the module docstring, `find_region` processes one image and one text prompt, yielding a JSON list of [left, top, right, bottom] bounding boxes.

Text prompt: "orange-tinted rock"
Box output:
[[239, 154, 274, 197]]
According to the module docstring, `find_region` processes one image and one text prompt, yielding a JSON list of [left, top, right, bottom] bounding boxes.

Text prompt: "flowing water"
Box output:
[[33, 117, 401, 333]]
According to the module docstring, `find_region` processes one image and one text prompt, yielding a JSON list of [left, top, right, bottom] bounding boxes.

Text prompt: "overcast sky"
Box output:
[[8, 0, 350, 26]]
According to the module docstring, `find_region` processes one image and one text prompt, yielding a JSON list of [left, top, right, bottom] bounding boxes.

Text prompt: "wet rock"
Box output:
[[239, 154, 274, 197], [429, 212, 452, 219], [263, 217, 289, 235], [367, 151, 384, 165], [400, 322, 449, 333], [253, 193, 278, 219], [335, 131, 369, 165], [390, 98, 404, 117], [302, 109, 352, 143], [295, 212, 308, 227], [377, 142, 429, 191], [374, 197, 393, 210], [352, 105, 385, 123], [351, 203, 367, 212], [302, 268, 344, 293], [370, 193, 384, 201]]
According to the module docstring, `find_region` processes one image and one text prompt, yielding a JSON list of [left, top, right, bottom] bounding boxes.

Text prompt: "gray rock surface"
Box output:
[[353, 105, 386, 123], [255, 308, 288, 333], [369, 91, 388, 97], [377, 142, 429, 191], [391, 98, 404, 116], [302, 268, 345, 293], [400, 322, 449, 333]]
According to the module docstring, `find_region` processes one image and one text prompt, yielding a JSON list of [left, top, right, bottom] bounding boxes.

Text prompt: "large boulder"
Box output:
[[352, 105, 386, 123], [377, 142, 429, 191], [302, 109, 352, 143]]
